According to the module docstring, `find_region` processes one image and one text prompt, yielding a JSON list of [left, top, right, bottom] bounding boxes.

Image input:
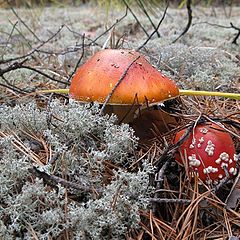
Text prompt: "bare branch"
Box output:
[[67, 34, 85, 82], [137, 1, 169, 51], [0, 25, 65, 64], [149, 198, 191, 204], [230, 22, 240, 45], [137, 0, 160, 37], [193, 21, 240, 45], [31, 166, 102, 194], [2, 21, 18, 58], [0, 60, 70, 86], [0, 77, 29, 94], [10, 6, 42, 42], [89, 8, 128, 47], [173, 0, 192, 43], [122, 0, 149, 38]]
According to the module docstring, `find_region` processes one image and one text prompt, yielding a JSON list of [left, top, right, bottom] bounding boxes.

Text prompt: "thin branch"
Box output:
[[64, 25, 102, 47], [89, 8, 128, 47], [0, 25, 65, 64], [136, 1, 169, 51], [192, 21, 232, 29], [67, 33, 85, 82], [0, 61, 70, 86], [100, 55, 140, 113], [0, 78, 29, 94], [149, 198, 191, 204], [122, 0, 149, 38], [31, 167, 102, 194], [173, 0, 192, 43], [21, 65, 70, 86], [2, 21, 18, 59], [9, 19, 32, 49], [193, 21, 240, 45], [137, 0, 160, 37], [10, 5, 42, 42], [152, 158, 172, 214], [0, 59, 28, 76], [230, 22, 240, 45]]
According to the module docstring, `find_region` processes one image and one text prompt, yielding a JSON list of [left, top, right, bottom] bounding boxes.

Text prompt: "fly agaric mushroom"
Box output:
[[38, 50, 240, 102], [69, 49, 179, 105], [38, 49, 240, 126], [69, 49, 179, 123], [174, 122, 238, 185]]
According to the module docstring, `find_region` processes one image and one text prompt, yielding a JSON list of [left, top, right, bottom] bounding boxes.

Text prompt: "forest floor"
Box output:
[[0, 3, 240, 240]]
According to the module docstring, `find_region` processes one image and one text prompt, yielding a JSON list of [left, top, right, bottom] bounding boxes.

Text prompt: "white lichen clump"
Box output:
[[0, 100, 153, 239]]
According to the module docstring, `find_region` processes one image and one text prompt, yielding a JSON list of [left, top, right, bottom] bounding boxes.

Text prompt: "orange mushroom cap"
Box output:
[[69, 49, 179, 105]]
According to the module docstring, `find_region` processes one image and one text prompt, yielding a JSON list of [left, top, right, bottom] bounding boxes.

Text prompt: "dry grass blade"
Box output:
[[0, 130, 44, 166]]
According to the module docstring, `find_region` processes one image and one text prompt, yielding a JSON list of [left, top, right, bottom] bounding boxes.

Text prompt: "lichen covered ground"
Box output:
[[0, 4, 240, 240]]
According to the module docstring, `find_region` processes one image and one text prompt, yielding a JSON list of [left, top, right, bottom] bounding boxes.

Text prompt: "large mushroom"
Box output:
[[39, 49, 240, 104], [38, 49, 240, 133], [69, 49, 179, 105], [173, 122, 238, 185], [69, 49, 179, 123]]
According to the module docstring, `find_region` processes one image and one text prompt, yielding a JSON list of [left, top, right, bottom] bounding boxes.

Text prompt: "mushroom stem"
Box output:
[[38, 89, 240, 100], [179, 89, 240, 100]]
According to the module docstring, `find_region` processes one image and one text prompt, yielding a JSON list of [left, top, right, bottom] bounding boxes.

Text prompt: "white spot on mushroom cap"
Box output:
[[188, 154, 201, 167], [203, 166, 218, 174], [208, 166, 213, 172], [215, 158, 221, 164], [200, 128, 208, 134], [218, 174, 223, 179], [229, 168, 237, 175], [219, 152, 229, 161], [189, 144, 195, 149], [205, 140, 215, 156]]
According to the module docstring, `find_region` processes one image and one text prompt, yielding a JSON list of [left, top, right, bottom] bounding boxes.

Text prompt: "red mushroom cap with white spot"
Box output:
[[69, 49, 179, 105], [173, 122, 238, 184]]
